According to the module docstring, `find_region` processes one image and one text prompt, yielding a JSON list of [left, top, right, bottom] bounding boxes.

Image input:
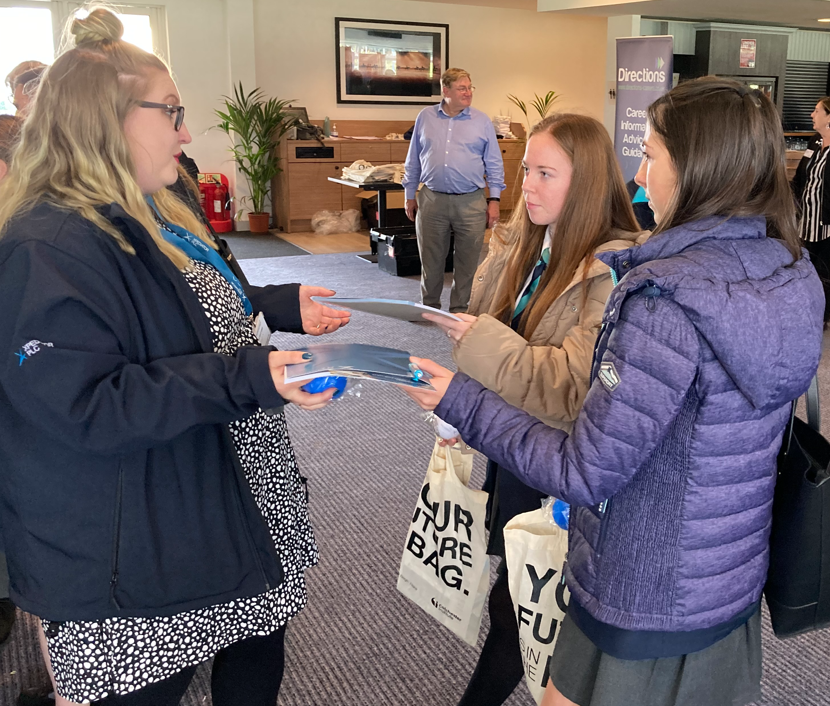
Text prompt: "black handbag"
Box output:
[[765, 377, 830, 638]]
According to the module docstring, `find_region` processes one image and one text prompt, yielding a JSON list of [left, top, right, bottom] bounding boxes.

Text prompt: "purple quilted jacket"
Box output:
[[435, 216, 824, 632]]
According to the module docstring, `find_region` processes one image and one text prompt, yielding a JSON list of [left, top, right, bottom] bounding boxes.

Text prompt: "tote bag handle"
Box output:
[[785, 376, 820, 455], [807, 376, 821, 432]]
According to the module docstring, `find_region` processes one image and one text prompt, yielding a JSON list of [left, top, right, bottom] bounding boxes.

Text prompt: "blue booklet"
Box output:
[[284, 343, 433, 389]]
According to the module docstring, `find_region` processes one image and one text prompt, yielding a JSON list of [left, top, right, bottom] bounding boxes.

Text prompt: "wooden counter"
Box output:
[[272, 132, 526, 233], [787, 149, 805, 181]]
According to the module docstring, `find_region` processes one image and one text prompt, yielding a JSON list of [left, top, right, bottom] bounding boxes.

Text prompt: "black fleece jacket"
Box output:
[[0, 201, 303, 621]]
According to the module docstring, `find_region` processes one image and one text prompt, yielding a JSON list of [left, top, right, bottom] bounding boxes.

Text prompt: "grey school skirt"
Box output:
[[549, 609, 762, 706]]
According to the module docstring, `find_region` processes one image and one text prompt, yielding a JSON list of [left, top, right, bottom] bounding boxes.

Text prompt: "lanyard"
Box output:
[[147, 198, 252, 316]]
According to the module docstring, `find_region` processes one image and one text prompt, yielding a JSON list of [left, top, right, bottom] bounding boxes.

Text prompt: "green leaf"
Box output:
[[507, 94, 528, 119], [214, 81, 296, 215]]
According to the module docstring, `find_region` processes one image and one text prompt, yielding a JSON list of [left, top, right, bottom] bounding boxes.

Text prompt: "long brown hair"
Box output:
[[489, 113, 640, 339], [647, 76, 800, 259]]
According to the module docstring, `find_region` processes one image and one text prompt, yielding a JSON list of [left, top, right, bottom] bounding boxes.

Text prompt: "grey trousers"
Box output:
[[415, 186, 487, 312]]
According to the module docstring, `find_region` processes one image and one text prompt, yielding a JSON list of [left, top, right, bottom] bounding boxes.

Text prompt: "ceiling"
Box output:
[[415, 0, 830, 30]]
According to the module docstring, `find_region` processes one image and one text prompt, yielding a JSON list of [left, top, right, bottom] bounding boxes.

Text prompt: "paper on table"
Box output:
[[311, 297, 462, 323]]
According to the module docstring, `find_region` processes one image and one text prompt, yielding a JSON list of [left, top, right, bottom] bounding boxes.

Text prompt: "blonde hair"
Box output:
[[489, 114, 640, 340], [0, 7, 210, 269], [441, 68, 471, 89]]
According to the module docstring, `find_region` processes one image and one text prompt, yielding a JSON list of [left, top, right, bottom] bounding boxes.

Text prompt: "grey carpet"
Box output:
[[223, 232, 310, 259], [2, 252, 830, 705]]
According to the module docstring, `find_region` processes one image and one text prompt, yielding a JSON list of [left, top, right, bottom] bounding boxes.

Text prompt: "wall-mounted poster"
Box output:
[[740, 39, 757, 69], [335, 17, 449, 105]]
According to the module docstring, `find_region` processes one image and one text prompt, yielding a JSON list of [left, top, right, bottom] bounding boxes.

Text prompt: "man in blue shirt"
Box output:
[[403, 68, 505, 313]]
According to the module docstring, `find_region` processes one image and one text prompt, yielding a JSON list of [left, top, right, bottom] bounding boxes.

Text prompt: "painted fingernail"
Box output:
[[302, 353, 313, 360]]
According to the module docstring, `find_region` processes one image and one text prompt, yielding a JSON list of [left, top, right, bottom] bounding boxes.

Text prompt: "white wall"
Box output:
[[253, 0, 607, 126], [153, 0, 608, 219], [161, 0, 235, 183]]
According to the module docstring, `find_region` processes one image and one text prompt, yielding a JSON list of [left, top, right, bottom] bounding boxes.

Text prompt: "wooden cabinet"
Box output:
[[489, 140, 524, 212], [288, 162, 343, 220], [390, 142, 411, 162], [340, 142, 391, 163], [501, 160, 523, 211], [786, 149, 804, 181], [273, 135, 524, 232]]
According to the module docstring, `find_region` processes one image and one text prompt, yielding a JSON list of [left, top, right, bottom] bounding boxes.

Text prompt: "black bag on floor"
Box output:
[[765, 377, 830, 638]]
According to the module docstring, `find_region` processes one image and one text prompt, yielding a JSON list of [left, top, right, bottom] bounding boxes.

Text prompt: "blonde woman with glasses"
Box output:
[[0, 8, 349, 705]]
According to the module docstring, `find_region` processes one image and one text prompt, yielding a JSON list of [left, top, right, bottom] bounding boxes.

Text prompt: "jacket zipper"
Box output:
[[596, 498, 612, 555], [119, 212, 276, 593], [224, 427, 273, 592], [109, 467, 125, 610]]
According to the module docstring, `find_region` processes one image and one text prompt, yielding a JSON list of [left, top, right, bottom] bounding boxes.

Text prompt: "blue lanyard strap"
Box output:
[[146, 197, 252, 316]]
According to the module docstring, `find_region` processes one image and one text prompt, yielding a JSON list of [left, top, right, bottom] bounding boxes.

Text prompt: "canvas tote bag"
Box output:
[[503, 506, 571, 704], [397, 439, 489, 645]]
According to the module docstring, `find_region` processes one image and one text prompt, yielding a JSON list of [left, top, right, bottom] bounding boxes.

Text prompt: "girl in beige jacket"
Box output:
[[424, 113, 645, 706]]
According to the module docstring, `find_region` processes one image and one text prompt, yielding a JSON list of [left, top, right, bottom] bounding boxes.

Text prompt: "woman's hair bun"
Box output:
[[71, 8, 124, 46]]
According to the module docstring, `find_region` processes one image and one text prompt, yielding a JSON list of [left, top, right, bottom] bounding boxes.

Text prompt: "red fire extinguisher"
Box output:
[[197, 173, 233, 233], [198, 179, 215, 220], [212, 179, 228, 221]]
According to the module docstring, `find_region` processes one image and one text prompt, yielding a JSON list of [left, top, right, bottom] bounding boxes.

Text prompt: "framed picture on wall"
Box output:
[[335, 17, 449, 105]]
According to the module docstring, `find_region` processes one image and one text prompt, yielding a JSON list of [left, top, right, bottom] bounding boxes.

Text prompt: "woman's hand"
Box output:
[[299, 286, 351, 335], [437, 436, 460, 447], [422, 312, 477, 344], [401, 357, 455, 411], [268, 351, 336, 410]]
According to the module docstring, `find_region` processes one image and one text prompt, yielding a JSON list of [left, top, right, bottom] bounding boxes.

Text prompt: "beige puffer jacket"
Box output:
[[454, 229, 648, 431]]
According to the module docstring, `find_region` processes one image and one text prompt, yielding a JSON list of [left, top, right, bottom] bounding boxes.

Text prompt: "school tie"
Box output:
[[512, 246, 550, 327]]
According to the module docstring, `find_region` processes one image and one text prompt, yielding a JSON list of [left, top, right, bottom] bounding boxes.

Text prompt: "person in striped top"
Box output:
[[793, 96, 830, 322]]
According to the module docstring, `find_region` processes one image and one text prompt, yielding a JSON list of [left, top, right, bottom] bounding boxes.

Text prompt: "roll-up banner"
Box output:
[[614, 36, 674, 182]]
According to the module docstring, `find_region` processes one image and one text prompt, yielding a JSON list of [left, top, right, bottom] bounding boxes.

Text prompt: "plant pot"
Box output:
[[247, 212, 271, 234]]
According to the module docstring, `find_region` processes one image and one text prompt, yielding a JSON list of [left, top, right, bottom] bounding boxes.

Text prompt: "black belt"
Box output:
[[429, 189, 478, 196]]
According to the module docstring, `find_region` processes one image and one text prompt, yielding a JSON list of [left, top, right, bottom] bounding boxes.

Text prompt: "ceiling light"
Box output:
[[819, 18, 830, 22]]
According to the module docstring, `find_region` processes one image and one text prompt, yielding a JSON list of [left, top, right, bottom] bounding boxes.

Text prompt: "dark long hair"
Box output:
[[489, 113, 640, 339], [647, 76, 800, 259]]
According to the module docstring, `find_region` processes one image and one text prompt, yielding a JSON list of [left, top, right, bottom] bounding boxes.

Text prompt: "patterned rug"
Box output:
[[2, 253, 830, 706]]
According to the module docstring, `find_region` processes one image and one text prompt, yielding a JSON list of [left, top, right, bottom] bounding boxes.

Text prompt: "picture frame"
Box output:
[[335, 17, 449, 105]]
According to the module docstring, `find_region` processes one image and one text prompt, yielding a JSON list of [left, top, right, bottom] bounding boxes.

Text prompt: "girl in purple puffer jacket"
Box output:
[[404, 77, 824, 706]]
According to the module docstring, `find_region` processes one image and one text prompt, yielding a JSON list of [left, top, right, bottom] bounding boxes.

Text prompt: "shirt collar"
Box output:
[[543, 224, 553, 251], [437, 101, 471, 119]]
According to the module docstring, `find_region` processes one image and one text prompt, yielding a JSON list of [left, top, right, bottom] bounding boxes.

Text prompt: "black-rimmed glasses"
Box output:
[[139, 101, 185, 131]]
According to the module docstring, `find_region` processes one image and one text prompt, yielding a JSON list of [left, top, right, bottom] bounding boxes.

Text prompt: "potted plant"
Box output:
[[215, 83, 296, 233], [506, 90, 560, 138]]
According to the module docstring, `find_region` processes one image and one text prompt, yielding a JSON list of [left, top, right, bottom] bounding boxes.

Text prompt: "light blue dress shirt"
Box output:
[[402, 102, 506, 200]]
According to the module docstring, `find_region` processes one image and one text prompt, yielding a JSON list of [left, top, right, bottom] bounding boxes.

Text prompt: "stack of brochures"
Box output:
[[284, 343, 433, 389]]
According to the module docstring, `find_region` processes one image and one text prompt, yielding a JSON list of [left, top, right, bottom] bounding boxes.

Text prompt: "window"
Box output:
[[71, 5, 162, 56], [1, 2, 168, 115], [116, 11, 153, 54], [0, 5, 54, 115]]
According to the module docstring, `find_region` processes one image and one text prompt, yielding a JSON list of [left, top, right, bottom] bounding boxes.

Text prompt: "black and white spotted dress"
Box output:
[[44, 258, 319, 703]]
